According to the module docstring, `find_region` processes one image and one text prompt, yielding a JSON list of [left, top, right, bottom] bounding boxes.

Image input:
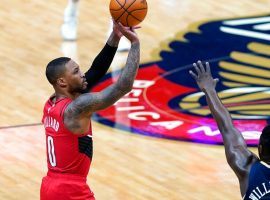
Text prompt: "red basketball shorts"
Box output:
[[40, 172, 95, 200]]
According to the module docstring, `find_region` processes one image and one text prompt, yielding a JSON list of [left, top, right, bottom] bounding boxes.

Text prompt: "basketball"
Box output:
[[109, 0, 148, 27]]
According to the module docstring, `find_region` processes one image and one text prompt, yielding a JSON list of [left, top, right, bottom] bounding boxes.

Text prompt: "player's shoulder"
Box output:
[[43, 97, 72, 115], [256, 161, 270, 170]]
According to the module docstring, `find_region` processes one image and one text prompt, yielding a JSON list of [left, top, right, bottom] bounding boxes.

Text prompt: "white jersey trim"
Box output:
[[261, 161, 270, 168]]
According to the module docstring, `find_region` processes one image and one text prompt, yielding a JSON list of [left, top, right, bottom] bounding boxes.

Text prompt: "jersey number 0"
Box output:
[[47, 136, 57, 167]]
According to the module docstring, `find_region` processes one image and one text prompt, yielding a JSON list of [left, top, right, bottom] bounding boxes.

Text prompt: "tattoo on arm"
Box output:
[[106, 32, 121, 47], [64, 42, 140, 131], [116, 42, 140, 90]]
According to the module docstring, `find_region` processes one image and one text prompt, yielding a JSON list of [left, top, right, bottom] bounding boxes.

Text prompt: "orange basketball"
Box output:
[[109, 0, 148, 27]]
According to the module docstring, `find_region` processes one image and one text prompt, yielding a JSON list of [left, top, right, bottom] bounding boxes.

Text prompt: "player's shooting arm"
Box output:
[[83, 31, 120, 91], [64, 41, 140, 133], [190, 61, 258, 178]]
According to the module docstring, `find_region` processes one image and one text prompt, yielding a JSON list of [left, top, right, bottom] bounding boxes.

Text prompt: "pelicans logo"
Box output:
[[92, 14, 270, 146]]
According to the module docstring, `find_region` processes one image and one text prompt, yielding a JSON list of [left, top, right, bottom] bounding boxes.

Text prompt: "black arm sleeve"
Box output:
[[84, 43, 117, 92]]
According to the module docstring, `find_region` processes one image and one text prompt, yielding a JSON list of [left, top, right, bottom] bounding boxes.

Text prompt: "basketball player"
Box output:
[[189, 60, 270, 200], [61, 0, 130, 51], [40, 21, 140, 200]]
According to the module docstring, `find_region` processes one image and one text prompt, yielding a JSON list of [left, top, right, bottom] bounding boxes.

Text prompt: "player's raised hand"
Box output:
[[113, 20, 140, 44], [189, 60, 219, 92], [111, 19, 124, 38]]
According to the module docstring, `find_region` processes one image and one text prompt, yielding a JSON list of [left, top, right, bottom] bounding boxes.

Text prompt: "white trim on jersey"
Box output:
[[260, 161, 270, 169]]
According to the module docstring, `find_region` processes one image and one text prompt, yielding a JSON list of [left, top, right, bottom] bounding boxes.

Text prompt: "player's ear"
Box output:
[[56, 77, 67, 87]]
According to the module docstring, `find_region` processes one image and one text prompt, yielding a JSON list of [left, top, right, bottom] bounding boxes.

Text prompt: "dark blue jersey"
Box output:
[[244, 161, 270, 200]]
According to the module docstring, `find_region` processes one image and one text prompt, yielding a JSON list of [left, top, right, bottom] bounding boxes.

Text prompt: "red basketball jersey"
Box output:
[[42, 96, 93, 178]]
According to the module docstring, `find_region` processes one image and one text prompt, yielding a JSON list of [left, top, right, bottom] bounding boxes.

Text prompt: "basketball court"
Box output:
[[0, 0, 270, 199]]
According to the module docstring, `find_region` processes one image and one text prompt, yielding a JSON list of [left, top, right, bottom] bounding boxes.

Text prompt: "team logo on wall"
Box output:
[[92, 14, 270, 146]]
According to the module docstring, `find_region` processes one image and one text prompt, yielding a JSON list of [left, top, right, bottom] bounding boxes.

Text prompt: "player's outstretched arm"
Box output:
[[189, 61, 258, 183], [64, 23, 140, 134], [83, 23, 123, 91]]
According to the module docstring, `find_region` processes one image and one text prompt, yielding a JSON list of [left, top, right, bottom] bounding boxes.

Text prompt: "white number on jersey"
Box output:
[[47, 136, 56, 167]]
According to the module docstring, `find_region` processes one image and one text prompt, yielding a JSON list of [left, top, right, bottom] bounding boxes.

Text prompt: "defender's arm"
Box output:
[[189, 61, 258, 179]]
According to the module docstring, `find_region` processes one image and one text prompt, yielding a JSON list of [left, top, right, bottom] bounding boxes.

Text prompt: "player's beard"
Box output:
[[69, 82, 87, 94]]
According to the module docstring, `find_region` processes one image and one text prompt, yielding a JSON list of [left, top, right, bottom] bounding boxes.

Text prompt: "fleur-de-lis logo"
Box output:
[[178, 17, 270, 120], [92, 14, 270, 145]]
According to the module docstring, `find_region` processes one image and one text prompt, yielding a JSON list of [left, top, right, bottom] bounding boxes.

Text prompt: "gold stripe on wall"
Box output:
[[227, 104, 270, 111], [219, 61, 270, 78], [179, 102, 201, 109], [239, 110, 270, 115], [230, 51, 270, 68], [248, 42, 270, 56], [222, 81, 248, 87], [220, 72, 270, 86], [221, 91, 270, 104]]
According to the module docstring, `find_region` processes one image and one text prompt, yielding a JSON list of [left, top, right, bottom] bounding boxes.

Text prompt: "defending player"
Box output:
[[190, 60, 270, 200]]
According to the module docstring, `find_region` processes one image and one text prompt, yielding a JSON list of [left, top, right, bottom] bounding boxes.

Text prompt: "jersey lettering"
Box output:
[[44, 116, 59, 132]]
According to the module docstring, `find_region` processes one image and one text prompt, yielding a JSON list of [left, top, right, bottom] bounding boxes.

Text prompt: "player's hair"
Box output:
[[46, 57, 71, 85], [259, 125, 270, 161]]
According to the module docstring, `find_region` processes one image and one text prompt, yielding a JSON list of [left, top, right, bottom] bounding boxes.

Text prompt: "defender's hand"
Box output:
[[189, 60, 219, 92]]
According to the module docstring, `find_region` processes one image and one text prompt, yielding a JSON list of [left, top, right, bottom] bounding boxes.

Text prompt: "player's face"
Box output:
[[64, 60, 88, 93]]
